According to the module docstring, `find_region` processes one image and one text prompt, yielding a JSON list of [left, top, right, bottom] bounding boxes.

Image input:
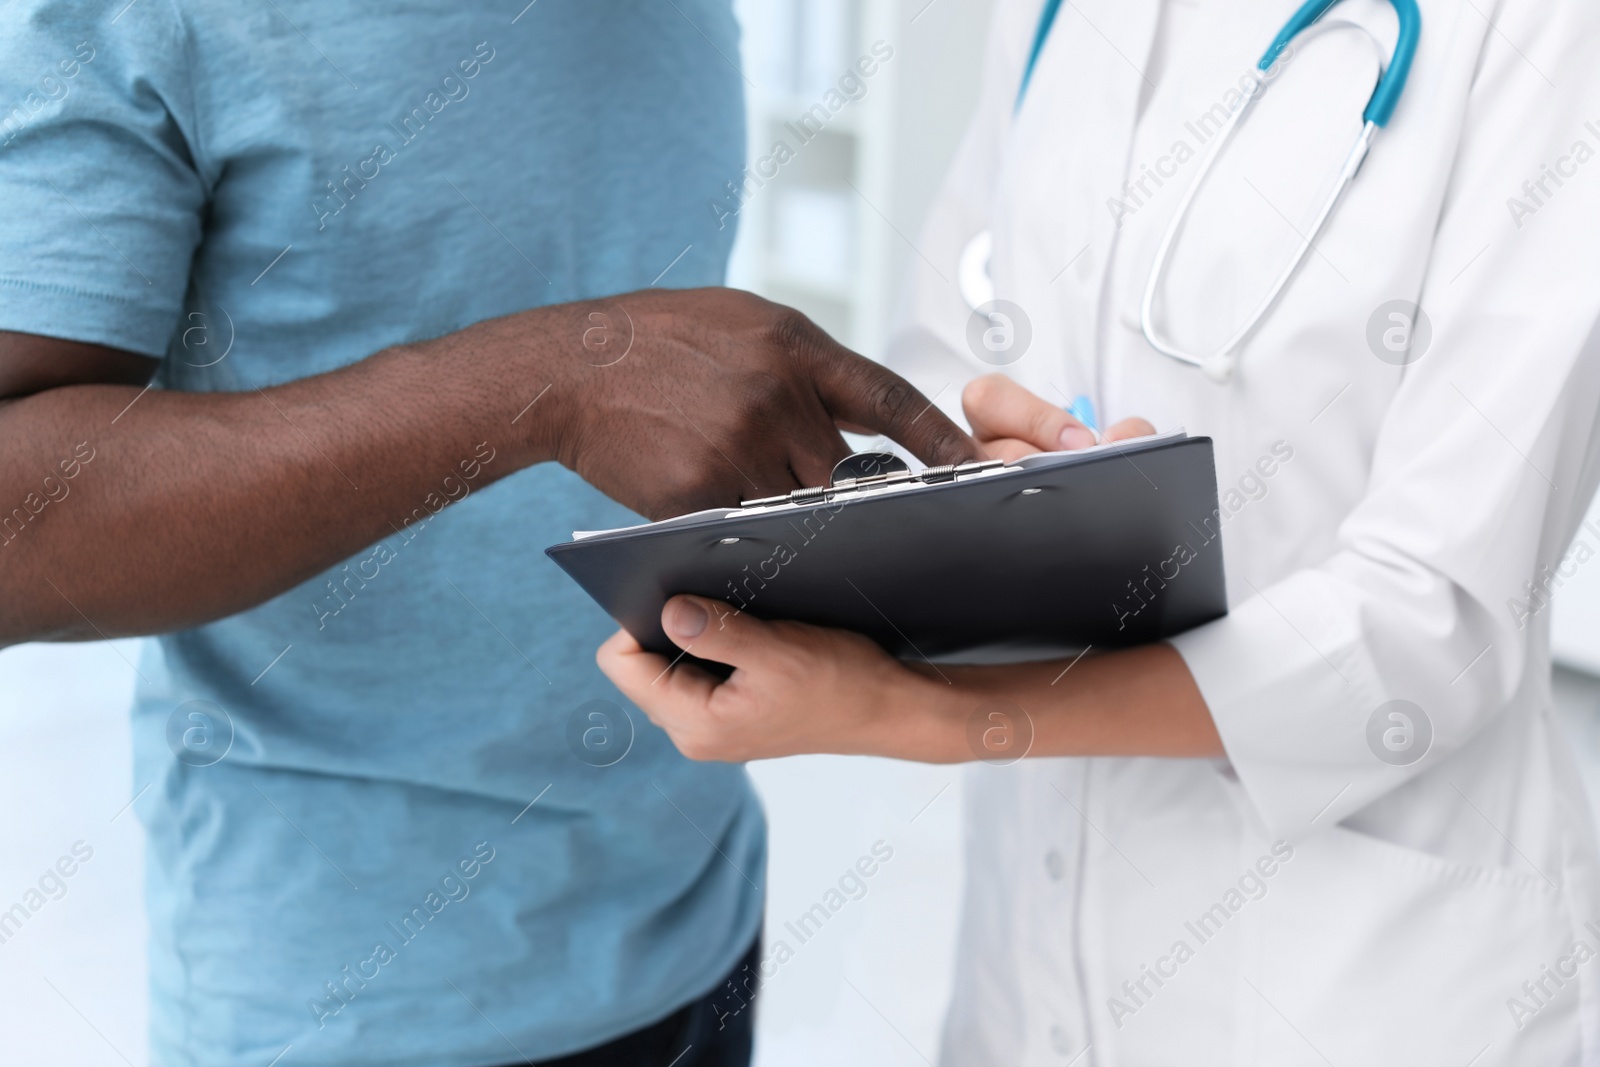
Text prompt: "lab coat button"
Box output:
[[1049, 1024, 1075, 1055], [1044, 848, 1065, 881]]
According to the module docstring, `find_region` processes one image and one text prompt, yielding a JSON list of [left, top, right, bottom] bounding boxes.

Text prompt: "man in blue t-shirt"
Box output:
[[0, 4, 973, 1066]]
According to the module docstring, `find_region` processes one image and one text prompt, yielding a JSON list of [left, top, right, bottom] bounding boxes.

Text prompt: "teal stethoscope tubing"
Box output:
[[1258, 0, 1419, 127], [1000, 0, 1421, 382], [1018, 0, 1419, 125]]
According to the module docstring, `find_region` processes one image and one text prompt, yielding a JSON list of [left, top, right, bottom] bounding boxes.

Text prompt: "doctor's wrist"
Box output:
[[865, 665, 980, 764]]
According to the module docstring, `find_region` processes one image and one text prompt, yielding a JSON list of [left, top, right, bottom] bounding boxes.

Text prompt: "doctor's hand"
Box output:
[[473, 288, 979, 520], [963, 374, 1155, 462], [597, 593, 1223, 764], [596, 596, 957, 764]]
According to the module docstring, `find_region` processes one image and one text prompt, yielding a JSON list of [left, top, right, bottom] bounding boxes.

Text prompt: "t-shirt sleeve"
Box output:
[[0, 3, 205, 358]]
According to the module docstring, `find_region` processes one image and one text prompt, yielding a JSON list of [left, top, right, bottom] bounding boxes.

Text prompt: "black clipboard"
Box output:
[[546, 431, 1227, 665]]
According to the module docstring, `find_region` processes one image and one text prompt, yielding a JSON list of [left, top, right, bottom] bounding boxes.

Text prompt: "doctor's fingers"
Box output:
[[977, 437, 1045, 464], [962, 374, 1096, 452], [642, 597, 803, 762], [596, 627, 721, 728], [788, 322, 979, 468], [1103, 416, 1157, 442], [661, 594, 789, 671]]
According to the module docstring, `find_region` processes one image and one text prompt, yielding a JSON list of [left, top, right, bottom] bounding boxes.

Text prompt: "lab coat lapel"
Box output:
[[988, 0, 1163, 413]]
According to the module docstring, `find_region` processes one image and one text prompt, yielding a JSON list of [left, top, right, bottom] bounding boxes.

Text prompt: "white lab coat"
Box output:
[[885, 1, 1600, 1064]]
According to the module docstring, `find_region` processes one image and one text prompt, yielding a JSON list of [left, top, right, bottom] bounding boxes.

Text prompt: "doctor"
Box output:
[[602, 0, 1600, 1064]]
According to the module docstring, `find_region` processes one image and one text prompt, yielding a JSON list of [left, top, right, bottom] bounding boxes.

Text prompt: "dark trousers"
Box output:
[[493, 938, 760, 1067]]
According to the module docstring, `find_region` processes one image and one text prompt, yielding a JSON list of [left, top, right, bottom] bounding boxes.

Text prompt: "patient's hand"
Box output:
[[962, 374, 1154, 462]]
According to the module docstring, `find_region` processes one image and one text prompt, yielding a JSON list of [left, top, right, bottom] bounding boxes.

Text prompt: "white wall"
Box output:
[[0, 641, 147, 1067], [1553, 491, 1600, 676], [728, 0, 995, 360]]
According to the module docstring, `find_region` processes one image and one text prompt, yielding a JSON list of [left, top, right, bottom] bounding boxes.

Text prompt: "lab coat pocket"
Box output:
[[1241, 824, 1583, 1067]]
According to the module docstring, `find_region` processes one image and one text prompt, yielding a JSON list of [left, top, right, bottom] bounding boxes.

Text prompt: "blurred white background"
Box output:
[[7, 2, 1600, 1065]]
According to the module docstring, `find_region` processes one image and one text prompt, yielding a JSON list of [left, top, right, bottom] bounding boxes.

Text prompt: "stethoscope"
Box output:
[[960, 0, 1420, 383]]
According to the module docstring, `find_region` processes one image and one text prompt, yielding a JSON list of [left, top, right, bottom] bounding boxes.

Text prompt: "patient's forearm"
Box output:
[[0, 345, 537, 645]]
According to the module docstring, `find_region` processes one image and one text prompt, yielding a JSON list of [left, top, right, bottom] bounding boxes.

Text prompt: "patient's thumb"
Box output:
[[662, 595, 763, 663]]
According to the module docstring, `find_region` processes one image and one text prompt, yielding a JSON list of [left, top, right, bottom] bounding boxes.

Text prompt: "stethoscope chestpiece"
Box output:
[[958, 229, 995, 312]]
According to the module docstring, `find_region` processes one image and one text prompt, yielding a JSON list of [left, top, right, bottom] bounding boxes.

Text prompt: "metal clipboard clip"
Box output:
[[740, 450, 1008, 509]]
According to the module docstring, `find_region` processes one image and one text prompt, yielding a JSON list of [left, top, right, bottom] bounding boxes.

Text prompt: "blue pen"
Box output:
[[1066, 394, 1099, 436]]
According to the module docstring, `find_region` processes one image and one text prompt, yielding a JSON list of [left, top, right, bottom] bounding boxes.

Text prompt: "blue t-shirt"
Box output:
[[0, 3, 764, 1065]]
